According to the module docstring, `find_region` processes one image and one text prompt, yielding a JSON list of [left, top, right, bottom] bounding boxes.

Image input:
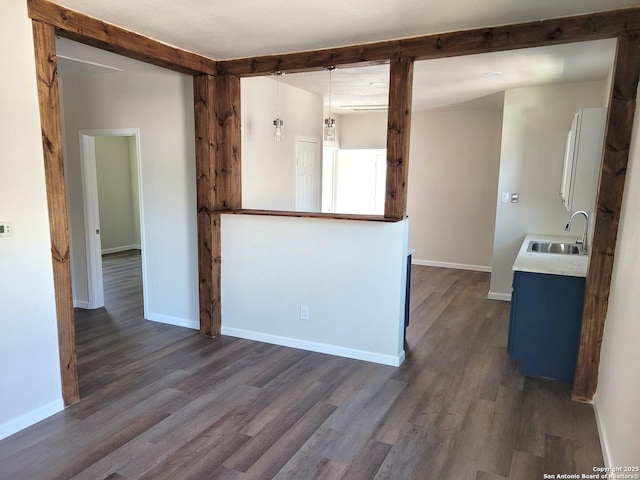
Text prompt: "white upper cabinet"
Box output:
[[560, 107, 606, 213]]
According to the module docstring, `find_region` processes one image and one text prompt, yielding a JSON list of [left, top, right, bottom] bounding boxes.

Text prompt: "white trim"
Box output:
[[593, 395, 613, 468], [488, 291, 512, 302], [221, 326, 405, 367], [101, 245, 142, 255], [73, 299, 90, 309], [146, 312, 199, 330], [412, 258, 492, 272], [0, 399, 64, 441]]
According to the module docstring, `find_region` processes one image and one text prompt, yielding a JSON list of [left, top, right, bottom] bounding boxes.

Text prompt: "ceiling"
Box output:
[[54, 1, 623, 112], [58, 36, 616, 113], [277, 39, 616, 112], [51, 0, 638, 60]]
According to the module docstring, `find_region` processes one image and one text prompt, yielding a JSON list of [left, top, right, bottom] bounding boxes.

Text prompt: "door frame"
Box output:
[[78, 128, 146, 311]]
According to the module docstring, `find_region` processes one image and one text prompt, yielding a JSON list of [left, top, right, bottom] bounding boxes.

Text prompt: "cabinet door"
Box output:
[[560, 113, 579, 211], [507, 272, 519, 357], [509, 271, 585, 382], [572, 108, 606, 213], [560, 107, 606, 213]]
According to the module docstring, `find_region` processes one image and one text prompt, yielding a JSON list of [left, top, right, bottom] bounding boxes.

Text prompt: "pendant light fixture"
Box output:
[[273, 71, 284, 142], [324, 66, 336, 142]]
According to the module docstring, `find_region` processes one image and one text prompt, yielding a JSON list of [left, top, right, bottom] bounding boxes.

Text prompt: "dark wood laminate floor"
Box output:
[[0, 251, 603, 479]]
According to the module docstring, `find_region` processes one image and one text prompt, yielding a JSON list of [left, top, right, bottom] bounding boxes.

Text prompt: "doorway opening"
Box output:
[[321, 147, 387, 215], [77, 129, 147, 314]]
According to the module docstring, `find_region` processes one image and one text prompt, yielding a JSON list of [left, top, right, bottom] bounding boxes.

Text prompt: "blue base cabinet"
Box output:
[[508, 271, 585, 382]]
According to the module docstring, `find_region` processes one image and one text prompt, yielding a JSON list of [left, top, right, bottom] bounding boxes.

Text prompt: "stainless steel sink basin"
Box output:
[[527, 241, 583, 255]]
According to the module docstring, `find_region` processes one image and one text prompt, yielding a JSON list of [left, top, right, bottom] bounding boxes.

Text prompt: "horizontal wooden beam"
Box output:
[[218, 8, 640, 76], [27, 0, 217, 75]]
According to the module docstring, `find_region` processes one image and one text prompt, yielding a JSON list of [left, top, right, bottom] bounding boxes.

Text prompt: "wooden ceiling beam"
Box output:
[[27, 0, 217, 76], [217, 8, 640, 76]]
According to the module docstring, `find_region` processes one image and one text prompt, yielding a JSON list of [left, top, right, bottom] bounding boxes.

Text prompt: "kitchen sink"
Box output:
[[527, 241, 583, 255]]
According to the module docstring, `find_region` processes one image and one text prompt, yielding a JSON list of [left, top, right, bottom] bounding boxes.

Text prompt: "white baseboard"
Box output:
[[593, 395, 613, 468], [73, 299, 90, 309], [221, 326, 405, 367], [412, 258, 491, 273], [488, 291, 512, 302], [146, 312, 199, 330], [0, 398, 64, 441], [101, 245, 141, 255]]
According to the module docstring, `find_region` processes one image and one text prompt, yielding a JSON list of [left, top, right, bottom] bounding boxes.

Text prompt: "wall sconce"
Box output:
[[273, 71, 284, 142], [324, 66, 336, 142]]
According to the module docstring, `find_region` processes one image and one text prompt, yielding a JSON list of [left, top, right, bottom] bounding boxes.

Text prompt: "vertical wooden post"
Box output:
[[31, 20, 79, 406], [194, 73, 241, 337], [214, 75, 242, 211], [573, 32, 640, 401], [385, 57, 414, 220], [194, 75, 217, 337]]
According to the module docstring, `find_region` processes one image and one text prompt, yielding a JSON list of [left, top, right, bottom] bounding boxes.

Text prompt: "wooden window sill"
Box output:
[[220, 209, 405, 223]]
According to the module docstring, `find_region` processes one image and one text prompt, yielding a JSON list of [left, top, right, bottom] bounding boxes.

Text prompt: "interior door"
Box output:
[[295, 137, 321, 212], [80, 133, 105, 309]]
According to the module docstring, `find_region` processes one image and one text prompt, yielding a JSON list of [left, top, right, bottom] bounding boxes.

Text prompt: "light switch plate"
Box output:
[[501, 193, 510, 203]]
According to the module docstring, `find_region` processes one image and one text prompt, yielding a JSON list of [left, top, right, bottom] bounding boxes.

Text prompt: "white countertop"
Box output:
[[512, 234, 589, 277]]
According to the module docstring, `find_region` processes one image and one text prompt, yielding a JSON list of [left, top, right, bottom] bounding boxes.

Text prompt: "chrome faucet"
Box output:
[[565, 210, 589, 253]]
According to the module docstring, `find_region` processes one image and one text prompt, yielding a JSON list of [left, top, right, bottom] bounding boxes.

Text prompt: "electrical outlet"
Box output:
[[300, 306, 309, 320], [0, 222, 12, 238]]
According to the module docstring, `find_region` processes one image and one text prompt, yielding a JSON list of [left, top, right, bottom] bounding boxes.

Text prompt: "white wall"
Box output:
[[221, 214, 408, 366], [489, 81, 606, 298], [241, 77, 323, 211], [594, 86, 640, 466], [339, 112, 387, 149], [60, 68, 199, 328], [334, 108, 502, 270], [603, 66, 614, 107], [95, 136, 140, 253], [0, 0, 64, 440], [408, 109, 503, 270]]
